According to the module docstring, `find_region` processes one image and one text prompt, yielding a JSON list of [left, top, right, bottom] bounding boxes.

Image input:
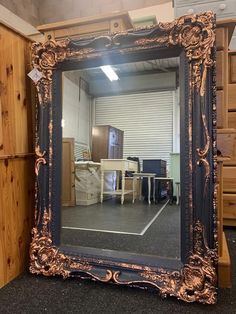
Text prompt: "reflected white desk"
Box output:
[[132, 173, 156, 205], [100, 159, 138, 205], [175, 181, 180, 205]]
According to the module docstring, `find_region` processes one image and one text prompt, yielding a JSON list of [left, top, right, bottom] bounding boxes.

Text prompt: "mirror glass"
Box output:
[[60, 57, 181, 260]]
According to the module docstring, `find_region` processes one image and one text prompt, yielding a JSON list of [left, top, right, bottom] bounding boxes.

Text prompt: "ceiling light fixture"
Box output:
[[100, 65, 119, 81]]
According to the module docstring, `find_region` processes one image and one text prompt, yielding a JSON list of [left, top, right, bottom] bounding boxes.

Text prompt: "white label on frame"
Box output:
[[27, 68, 43, 83]]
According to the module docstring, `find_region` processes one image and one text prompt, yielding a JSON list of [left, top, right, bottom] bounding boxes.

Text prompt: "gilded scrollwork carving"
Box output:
[[30, 207, 92, 278], [35, 145, 46, 176], [30, 207, 217, 304], [133, 11, 215, 97], [111, 221, 217, 304], [31, 11, 215, 100], [197, 113, 210, 187], [30, 11, 217, 304], [31, 39, 95, 104]]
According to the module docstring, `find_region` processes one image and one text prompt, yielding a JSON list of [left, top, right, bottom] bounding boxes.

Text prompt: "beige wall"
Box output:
[[0, 0, 39, 26], [38, 0, 172, 25], [129, 2, 174, 23], [0, 0, 173, 28]]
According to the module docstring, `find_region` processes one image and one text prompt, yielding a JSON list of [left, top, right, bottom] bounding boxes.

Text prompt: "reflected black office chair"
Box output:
[[125, 157, 140, 177]]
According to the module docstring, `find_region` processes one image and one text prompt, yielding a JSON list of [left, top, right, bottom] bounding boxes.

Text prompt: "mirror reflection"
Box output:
[[60, 57, 181, 260]]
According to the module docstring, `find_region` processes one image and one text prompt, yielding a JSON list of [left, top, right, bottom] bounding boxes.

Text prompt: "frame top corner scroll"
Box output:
[[31, 11, 216, 103], [30, 11, 217, 305]]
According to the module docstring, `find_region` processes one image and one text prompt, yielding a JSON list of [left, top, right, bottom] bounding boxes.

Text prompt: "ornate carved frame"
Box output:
[[30, 12, 217, 304]]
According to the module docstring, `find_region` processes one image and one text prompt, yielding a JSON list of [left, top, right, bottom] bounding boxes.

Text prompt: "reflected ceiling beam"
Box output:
[[89, 71, 177, 97], [89, 67, 179, 80]]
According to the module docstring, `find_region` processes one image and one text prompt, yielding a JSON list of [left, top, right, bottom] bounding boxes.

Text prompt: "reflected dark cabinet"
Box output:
[[143, 159, 166, 176], [92, 125, 124, 162], [142, 159, 167, 201]]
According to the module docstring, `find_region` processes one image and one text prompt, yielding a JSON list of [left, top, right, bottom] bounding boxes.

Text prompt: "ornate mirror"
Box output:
[[30, 12, 217, 304]]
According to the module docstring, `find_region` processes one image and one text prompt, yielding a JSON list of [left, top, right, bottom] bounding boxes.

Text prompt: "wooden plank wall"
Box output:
[[0, 24, 34, 288]]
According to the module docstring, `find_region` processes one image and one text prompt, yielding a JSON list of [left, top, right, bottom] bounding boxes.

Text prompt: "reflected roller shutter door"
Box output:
[[94, 91, 173, 169]]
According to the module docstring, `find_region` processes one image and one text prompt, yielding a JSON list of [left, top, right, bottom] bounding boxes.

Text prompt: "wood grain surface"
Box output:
[[0, 24, 34, 288]]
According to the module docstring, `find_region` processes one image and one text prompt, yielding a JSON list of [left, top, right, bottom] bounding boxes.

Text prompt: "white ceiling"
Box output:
[[85, 57, 179, 80]]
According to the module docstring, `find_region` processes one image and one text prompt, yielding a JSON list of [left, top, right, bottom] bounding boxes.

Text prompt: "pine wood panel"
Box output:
[[216, 27, 225, 50], [215, 24, 229, 128], [0, 157, 34, 288], [229, 52, 236, 83], [228, 84, 236, 110], [223, 139, 236, 166], [223, 194, 236, 220], [216, 22, 233, 287], [54, 21, 109, 40], [216, 90, 225, 128], [223, 166, 236, 192], [217, 128, 236, 158], [216, 51, 225, 89], [218, 232, 231, 288], [223, 113, 236, 165], [217, 161, 223, 257], [0, 24, 34, 288], [228, 111, 236, 128], [223, 219, 236, 226], [38, 12, 133, 41], [0, 96, 3, 152], [0, 25, 33, 156]]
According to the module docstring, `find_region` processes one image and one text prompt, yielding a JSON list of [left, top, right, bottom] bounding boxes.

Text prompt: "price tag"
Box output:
[[27, 68, 43, 83]]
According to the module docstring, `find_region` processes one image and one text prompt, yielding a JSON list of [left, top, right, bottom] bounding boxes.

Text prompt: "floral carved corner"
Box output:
[[31, 40, 95, 104], [31, 11, 215, 105], [117, 11, 215, 97], [138, 221, 217, 304], [30, 209, 217, 304], [30, 207, 92, 278]]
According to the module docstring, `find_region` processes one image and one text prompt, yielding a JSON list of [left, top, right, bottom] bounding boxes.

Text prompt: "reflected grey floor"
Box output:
[[1, 228, 236, 313], [62, 198, 168, 235], [61, 198, 181, 259]]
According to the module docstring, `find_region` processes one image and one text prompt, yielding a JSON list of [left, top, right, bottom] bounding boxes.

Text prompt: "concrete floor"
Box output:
[[61, 198, 170, 234], [61, 198, 181, 259]]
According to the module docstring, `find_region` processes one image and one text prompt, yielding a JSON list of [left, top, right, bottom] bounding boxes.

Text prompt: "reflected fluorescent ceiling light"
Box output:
[[100, 65, 119, 81]]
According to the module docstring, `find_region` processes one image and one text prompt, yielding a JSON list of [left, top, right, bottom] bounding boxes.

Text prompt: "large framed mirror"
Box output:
[[30, 11, 217, 304]]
